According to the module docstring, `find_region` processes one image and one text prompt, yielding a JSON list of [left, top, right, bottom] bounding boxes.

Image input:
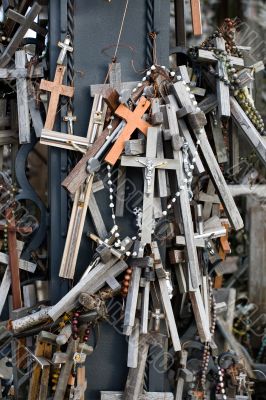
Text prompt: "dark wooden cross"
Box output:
[[40, 65, 75, 130], [105, 96, 151, 166], [0, 208, 32, 309], [0, 3, 45, 67]]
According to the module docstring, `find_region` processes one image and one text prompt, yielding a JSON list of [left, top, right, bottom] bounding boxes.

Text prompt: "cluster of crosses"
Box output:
[[0, 2, 265, 400]]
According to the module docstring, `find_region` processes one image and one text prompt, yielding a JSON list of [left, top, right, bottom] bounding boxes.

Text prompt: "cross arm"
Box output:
[[121, 155, 178, 170], [197, 49, 244, 68]]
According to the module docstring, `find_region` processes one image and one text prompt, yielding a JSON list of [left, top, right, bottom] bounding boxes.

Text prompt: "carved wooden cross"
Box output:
[[40, 65, 74, 130], [0, 3, 44, 67], [105, 96, 151, 166], [0, 208, 32, 309]]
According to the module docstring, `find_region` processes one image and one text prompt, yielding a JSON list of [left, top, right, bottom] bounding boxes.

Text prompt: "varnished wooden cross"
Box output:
[[105, 96, 151, 165], [0, 3, 44, 67], [40, 65, 74, 130], [0, 208, 32, 310]]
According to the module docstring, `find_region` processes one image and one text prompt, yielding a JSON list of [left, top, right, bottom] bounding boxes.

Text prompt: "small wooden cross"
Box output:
[[40, 65, 74, 130], [0, 3, 44, 68], [57, 36, 73, 65], [105, 96, 151, 166], [0, 208, 32, 310]]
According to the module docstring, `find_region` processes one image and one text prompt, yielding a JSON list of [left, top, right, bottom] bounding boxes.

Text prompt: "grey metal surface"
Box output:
[[49, 1, 170, 398]]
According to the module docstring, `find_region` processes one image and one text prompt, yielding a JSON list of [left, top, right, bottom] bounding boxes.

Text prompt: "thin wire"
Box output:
[[113, 0, 130, 61]]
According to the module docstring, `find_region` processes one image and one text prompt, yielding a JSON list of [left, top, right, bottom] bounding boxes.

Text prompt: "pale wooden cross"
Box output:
[[0, 3, 44, 68], [0, 208, 32, 310], [105, 96, 151, 165], [40, 65, 74, 130], [121, 127, 178, 245], [0, 50, 42, 143], [0, 240, 36, 316], [90, 62, 138, 98], [169, 70, 243, 231], [57, 36, 73, 65]]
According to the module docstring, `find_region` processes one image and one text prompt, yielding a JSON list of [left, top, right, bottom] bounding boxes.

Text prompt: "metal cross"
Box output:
[[136, 158, 168, 194], [57, 36, 74, 65], [63, 110, 77, 135]]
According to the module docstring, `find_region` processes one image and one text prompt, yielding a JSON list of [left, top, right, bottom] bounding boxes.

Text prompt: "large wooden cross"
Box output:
[[0, 3, 45, 68], [105, 96, 151, 165], [40, 65, 74, 131], [0, 50, 43, 143], [169, 71, 243, 231], [0, 208, 32, 310], [121, 127, 178, 245]]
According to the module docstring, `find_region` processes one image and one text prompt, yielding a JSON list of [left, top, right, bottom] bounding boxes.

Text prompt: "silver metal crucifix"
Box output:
[[136, 157, 167, 194]]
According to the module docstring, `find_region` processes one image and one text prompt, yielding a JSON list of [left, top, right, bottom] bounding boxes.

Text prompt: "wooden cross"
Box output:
[[169, 70, 244, 231], [62, 86, 146, 195], [59, 175, 93, 280], [0, 50, 42, 143], [0, 3, 44, 68], [90, 62, 138, 98], [0, 241, 36, 315], [57, 37, 73, 65], [40, 65, 74, 130], [121, 127, 178, 245], [105, 96, 151, 166], [190, 0, 202, 36], [0, 208, 32, 309]]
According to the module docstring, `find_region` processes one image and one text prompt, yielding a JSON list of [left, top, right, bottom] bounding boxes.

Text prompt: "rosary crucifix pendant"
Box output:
[[136, 158, 168, 194]]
